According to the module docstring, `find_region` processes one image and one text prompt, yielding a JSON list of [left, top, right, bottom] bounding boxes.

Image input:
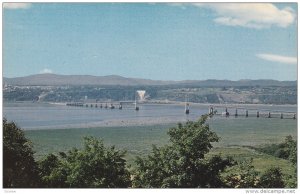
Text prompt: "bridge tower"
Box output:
[[134, 92, 139, 111], [185, 95, 189, 114]]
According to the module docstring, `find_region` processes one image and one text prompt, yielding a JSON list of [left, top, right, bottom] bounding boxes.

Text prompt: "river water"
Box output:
[[3, 102, 297, 130], [3, 102, 297, 159]]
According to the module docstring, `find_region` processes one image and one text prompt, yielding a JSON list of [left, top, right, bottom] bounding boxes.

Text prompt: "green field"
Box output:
[[25, 117, 297, 170], [210, 147, 294, 175], [25, 124, 172, 162]]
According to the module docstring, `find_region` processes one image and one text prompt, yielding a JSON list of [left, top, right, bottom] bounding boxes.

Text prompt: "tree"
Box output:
[[38, 137, 131, 188], [280, 136, 296, 188], [223, 159, 259, 188], [3, 118, 40, 188], [258, 167, 285, 188], [283, 136, 297, 165], [132, 115, 234, 188], [38, 153, 68, 187], [257, 135, 297, 163], [255, 135, 297, 188]]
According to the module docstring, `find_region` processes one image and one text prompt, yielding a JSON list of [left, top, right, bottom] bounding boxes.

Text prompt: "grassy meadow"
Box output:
[[25, 116, 297, 173]]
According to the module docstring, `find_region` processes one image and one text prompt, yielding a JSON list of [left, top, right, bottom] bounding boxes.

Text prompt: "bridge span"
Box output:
[[66, 101, 296, 119], [208, 105, 296, 119]]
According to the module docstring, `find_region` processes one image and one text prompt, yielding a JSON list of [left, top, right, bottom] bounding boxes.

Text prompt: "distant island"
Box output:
[[3, 73, 297, 104]]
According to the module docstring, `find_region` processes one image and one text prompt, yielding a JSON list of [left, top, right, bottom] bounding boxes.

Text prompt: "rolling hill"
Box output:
[[3, 73, 297, 87]]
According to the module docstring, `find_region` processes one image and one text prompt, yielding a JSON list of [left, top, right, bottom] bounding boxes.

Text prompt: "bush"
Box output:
[[132, 115, 234, 188], [223, 159, 259, 188], [258, 167, 285, 188], [257, 136, 297, 164], [38, 137, 131, 188]]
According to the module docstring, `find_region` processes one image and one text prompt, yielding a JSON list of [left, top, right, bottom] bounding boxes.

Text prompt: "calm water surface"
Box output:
[[4, 102, 297, 159], [3, 102, 297, 130]]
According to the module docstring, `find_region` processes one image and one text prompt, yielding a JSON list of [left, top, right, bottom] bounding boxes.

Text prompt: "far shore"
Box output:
[[3, 100, 297, 107]]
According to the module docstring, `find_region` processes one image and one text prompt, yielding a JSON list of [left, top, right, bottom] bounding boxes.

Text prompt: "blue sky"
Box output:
[[3, 3, 297, 81]]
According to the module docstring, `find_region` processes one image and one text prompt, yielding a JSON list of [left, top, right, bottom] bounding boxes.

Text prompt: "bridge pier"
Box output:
[[185, 103, 189, 114], [110, 104, 115, 109], [208, 106, 213, 115], [235, 109, 238, 117], [224, 107, 229, 117]]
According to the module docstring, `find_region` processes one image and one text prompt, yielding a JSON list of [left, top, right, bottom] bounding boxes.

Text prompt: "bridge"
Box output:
[[66, 100, 139, 110], [208, 105, 297, 119], [67, 90, 144, 110]]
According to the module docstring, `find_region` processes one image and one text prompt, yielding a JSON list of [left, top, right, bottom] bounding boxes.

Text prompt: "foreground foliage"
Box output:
[[256, 135, 297, 188], [132, 115, 235, 188], [3, 117, 296, 188], [38, 137, 131, 188], [3, 119, 40, 188], [223, 159, 287, 188], [257, 136, 297, 164]]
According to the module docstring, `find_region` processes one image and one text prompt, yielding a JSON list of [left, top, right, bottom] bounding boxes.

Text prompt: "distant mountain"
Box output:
[[3, 73, 297, 87], [3, 74, 176, 86]]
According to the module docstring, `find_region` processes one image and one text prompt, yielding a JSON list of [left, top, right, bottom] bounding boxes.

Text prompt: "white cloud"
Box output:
[[3, 3, 31, 10], [190, 3, 296, 29], [256, 53, 297, 64], [40, 68, 53, 74]]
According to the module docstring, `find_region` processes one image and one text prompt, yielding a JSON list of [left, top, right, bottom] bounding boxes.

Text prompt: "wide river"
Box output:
[[3, 102, 297, 159], [3, 102, 297, 130]]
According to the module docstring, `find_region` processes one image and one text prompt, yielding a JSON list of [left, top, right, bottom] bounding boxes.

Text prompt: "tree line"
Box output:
[[3, 115, 297, 188]]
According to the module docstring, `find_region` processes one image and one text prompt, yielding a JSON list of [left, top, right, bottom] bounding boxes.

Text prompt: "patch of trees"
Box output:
[[38, 137, 131, 188], [3, 87, 42, 101], [256, 136, 296, 165], [3, 116, 296, 188], [132, 115, 233, 188], [255, 136, 297, 188], [3, 119, 130, 188], [3, 119, 40, 187], [258, 94, 297, 105], [223, 159, 285, 188]]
